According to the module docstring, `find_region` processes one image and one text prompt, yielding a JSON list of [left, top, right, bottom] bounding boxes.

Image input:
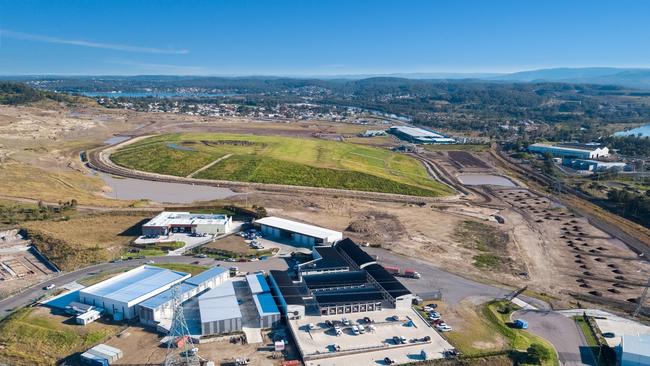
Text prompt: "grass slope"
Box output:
[[111, 133, 452, 197], [0, 308, 122, 366]]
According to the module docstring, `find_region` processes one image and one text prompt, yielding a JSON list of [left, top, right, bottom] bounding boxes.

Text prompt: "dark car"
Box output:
[[363, 316, 372, 323], [384, 357, 395, 365], [325, 320, 334, 327], [426, 303, 438, 309]]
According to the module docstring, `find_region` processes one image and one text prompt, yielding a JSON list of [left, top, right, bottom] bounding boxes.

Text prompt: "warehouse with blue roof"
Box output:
[[246, 273, 281, 328], [79, 265, 190, 320]]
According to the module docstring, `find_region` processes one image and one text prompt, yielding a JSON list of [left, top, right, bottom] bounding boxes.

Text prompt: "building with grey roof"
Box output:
[[79, 265, 190, 320], [198, 282, 242, 335]]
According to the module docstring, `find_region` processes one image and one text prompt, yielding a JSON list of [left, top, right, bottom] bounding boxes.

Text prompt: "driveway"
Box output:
[[514, 310, 596, 366]]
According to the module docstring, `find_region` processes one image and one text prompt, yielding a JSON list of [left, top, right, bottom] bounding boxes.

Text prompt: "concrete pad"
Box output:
[[289, 308, 452, 366]]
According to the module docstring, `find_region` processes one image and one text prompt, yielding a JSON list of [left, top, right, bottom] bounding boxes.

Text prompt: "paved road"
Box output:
[[0, 255, 288, 319], [514, 310, 596, 366], [366, 247, 511, 305]]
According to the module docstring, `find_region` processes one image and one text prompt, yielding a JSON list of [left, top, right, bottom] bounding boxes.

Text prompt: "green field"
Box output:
[[111, 133, 453, 196]]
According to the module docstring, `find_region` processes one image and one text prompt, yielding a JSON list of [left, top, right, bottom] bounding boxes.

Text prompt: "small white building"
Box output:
[[255, 217, 342, 247], [142, 212, 232, 237], [79, 265, 190, 320]]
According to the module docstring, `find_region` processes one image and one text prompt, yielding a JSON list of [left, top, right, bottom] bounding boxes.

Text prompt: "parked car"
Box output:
[[351, 325, 360, 335], [513, 319, 528, 329], [427, 311, 441, 320], [425, 303, 438, 309], [325, 320, 334, 327], [43, 284, 55, 290], [358, 325, 366, 334], [307, 323, 316, 330], [363, 316, 372, 323], [423, 306, 436, 312], [384, 357, 395, 365], [146, 260, 155, 264], [431, 319, 445, 325], [341, 317, 350, 326], [435, 323, 453, 332]]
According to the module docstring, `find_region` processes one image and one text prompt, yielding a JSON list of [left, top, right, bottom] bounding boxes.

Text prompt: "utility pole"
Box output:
[[632, 276, 650, 318]]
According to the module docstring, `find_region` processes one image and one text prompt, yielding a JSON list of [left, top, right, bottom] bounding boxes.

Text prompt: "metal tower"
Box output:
[[632, 276, 650, 318], [164, 285, 200, 366]]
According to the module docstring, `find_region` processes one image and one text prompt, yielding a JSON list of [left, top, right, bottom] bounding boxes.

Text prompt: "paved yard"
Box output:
[[289, 308, 451, 366]]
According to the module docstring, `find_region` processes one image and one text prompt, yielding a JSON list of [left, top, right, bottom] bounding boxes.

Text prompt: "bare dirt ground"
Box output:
[[107, 326, 285, 366], [0, 230, 56, 298]]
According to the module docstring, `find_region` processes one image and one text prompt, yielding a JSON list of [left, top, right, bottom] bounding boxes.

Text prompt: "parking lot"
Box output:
[[289, 308, 452, 365]]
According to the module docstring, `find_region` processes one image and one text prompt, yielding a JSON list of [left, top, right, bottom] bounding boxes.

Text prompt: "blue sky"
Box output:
[[1, 0, 649, 75]]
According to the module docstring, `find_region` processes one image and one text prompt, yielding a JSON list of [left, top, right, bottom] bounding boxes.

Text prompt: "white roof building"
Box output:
[[142, 211, 232, 236], [255, 216, 343, 247], [619, 334, 650, 366], [198, 281, 242, 335], [79, 265, 189, 320]]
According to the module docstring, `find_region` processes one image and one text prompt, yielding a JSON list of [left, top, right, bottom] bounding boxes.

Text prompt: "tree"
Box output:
[[527, 343, 551, 364]]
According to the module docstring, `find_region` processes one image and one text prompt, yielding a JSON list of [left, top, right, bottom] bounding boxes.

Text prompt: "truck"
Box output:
[[384, 266, 400, 275], [404, 269, 421, 279]]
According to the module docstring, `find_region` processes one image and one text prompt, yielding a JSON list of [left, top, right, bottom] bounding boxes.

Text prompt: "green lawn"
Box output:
[[152, 263, 208, 276], [111, 133, 453, 197], [0, 308, 123, 366], [484, 301, 559, 366]]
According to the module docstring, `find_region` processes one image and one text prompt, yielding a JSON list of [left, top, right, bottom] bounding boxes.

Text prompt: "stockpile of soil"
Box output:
[[345, 211, 406, 243]]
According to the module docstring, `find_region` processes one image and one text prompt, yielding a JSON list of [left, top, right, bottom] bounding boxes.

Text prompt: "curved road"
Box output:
[[514, 310, 596, 366], [0, 255, 288, 319]]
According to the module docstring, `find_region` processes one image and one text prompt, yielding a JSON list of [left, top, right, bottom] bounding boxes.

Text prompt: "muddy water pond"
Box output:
[[93, 171, 237, 203], [458, 174, 516, 187]]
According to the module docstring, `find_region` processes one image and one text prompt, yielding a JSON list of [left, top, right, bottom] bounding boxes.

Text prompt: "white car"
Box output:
[[423, 306, 435, 312], [435, 323, 453, 332], [43, 284, 55, 290], [341, 317, 350, 326], [307, 323, 316, 330], [428, 311, 441, 320], [146, 260, 155, 264], [351, 325, 360, 335]]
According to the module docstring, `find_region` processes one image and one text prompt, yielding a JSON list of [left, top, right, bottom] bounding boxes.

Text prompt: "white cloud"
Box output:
[[105, 59, 209, 75], [0, 29, 189, 54]]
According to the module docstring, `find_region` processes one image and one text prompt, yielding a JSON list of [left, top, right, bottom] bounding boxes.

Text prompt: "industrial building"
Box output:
[[269, 238, 413, 319], [562, 158, 629, 172], [198, 281, 243, 335], [246, 273, 281, 328], [136, 266, 229, 327], [528, 143, 610, 159], [618, 334, 650, 366], [79, 265, 190, 320], [142, 211, 232, 237], [255, 216, 343, 247], [80, 344, 123, 366], [388, 126, 456, 144]]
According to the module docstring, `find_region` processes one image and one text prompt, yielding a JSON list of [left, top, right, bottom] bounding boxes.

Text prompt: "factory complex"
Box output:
[[528, 142, 610, 159], [388, 125, 456, 144], [141, 211, 233, 237]]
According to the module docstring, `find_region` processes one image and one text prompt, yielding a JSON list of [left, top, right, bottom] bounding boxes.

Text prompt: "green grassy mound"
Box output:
[[111, 133, 453, 197]]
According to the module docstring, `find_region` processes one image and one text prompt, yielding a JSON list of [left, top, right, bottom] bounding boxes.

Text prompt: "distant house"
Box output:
[[359, 130, 387, 137]]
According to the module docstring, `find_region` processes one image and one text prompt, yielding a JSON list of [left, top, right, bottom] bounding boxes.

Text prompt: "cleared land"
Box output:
[[110, 133, 452, 197], [22, 213, 149, 270]]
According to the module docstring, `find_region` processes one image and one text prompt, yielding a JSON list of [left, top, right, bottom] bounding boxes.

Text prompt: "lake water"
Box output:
[[104, 136, 130, 145], [92, 171, 237, 203], [613, 124, 650, 137], [458, 174, 516, 187], [82, 91, 237, 98]]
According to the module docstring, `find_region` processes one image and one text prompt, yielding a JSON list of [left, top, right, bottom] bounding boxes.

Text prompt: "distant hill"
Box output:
[[0, 82, 84, 105], [492, 67, 650, 89]]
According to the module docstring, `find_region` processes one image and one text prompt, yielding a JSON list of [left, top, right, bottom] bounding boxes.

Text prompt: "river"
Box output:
[[613, 124, 650, 137]]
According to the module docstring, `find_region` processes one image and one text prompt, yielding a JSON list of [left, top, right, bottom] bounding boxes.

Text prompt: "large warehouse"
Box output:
[[388, 126, 456, 144], [198, 282, 242, 335], [142, 211, 233, 237], [255, 216, 342, 247], [618, 335, 650, 366], [79, 265, 190, 320], [269, 238, 413, 318], [528, 143, 609, 159], [136, 266, 229, 327]]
